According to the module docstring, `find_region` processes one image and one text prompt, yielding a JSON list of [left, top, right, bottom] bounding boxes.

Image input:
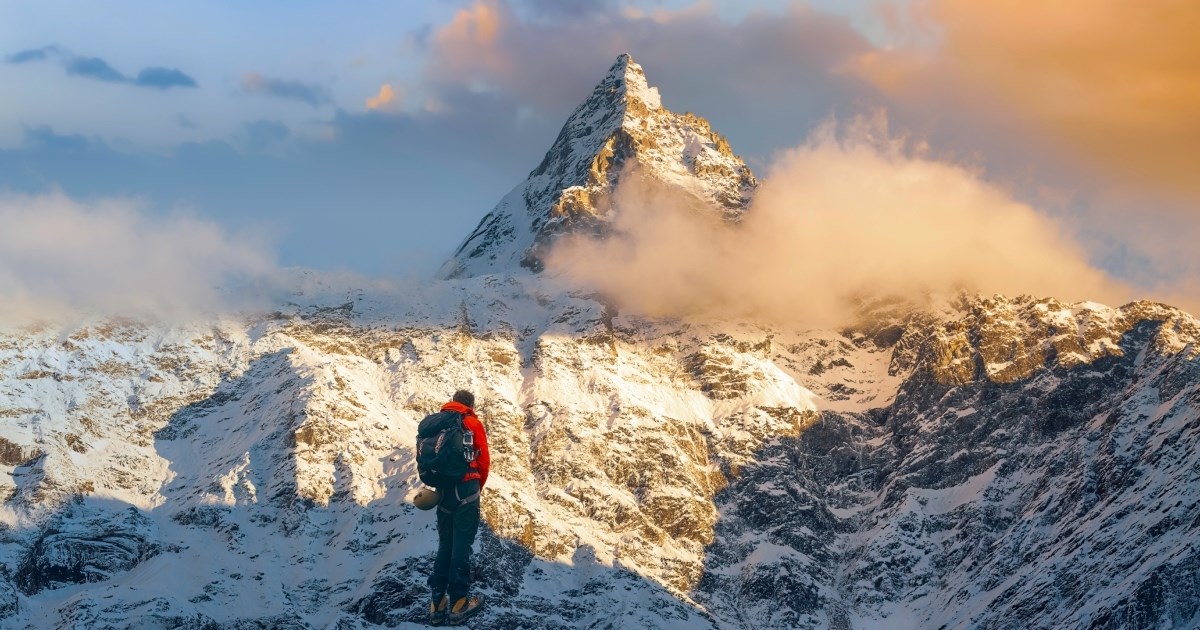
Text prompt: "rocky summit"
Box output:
[[1, 56, 1199, 630], [438, 53, 756, 279]]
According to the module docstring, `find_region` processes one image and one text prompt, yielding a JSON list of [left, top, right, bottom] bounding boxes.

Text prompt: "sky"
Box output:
[[1, 0, 1197, 314]]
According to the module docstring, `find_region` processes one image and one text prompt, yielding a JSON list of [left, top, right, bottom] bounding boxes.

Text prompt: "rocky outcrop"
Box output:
[[14, 508, 161, 595], [0, 437, 42, 468], [916, 296, 1200, 386], [0, 577, 16, 619]]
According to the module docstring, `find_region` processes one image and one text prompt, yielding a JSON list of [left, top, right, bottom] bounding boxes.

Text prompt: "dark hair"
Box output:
[[452, 390, 475, 408]]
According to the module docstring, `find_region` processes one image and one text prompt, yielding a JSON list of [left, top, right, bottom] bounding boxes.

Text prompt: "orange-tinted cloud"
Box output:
[[432, 1, 510, 81], [366, 83, 399, 110], [444, 1, 500, 44], [855, 0, 1200, 201], [546, 116, 1131, 327]]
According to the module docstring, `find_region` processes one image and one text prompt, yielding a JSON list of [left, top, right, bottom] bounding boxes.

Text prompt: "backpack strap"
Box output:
[[455, 483, 480, 505], [459, 412, 479, 463], [436, 484, 480, 512]]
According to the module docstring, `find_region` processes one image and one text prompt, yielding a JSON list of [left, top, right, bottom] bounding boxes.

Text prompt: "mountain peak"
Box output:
[[542, 54, 662, 154], [597, 53, 661, 112], [439, 54, 756, 279]]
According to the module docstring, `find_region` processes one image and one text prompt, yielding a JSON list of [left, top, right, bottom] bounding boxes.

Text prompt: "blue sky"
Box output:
[[1, 0, 1196, 308], [2, 0, 855, 274]]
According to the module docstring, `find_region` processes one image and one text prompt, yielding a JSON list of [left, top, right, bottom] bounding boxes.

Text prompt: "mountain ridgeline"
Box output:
[[0, 55, 1198, 629]]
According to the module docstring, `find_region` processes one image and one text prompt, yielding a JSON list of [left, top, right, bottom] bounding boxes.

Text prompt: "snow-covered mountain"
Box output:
[[2, 55, 1199, 630], [439, 53, 756, 279]]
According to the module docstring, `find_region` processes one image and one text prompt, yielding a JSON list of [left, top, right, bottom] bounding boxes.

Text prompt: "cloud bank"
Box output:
[[0, 193, 276, 324], [547, 117, 1130, 327]]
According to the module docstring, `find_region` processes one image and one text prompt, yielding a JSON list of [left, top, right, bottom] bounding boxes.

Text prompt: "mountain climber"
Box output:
[[423, 390, 489, 626]]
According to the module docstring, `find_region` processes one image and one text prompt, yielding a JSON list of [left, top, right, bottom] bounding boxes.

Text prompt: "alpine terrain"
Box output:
[[1, 55, 1198, 630]]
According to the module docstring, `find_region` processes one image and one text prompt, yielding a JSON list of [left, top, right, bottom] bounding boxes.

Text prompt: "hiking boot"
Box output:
[[447, 593, 485, 625], [429, 594, 449, 626]]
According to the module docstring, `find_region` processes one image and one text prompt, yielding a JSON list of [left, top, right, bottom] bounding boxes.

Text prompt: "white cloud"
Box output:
[[0, 192, 276, 324]]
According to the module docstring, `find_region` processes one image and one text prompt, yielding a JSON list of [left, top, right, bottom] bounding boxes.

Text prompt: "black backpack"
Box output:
[[415, 410, 476, 487]]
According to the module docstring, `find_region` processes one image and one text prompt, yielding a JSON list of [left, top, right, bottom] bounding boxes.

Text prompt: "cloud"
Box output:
[[5, 45, 197, 90], [853, 0, 1200, 203], [517, 0, 615, 19], [439, 1, 503, 49], [366, 83, 399, 110], [1075, 191, 1200, 314], [240, 72, 332, 107], [6, 46, 59, 63], [65, 56, 127, 82], [840, 0, 1200, 312], [0, 192, 276, 324], [24, 126, 98, 152], [546, 116, 1132, 327], [135, 67, 198, 89]]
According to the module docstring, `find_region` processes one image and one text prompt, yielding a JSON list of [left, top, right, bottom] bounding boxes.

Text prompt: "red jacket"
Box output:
[[441, 401, 489, 489]]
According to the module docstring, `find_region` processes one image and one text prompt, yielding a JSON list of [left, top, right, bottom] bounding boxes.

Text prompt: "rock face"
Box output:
[[697, 296, 1200, 629], [438, 53, 757, 278], [1, 57, 1199, 630], [14, 508, 160, 595]]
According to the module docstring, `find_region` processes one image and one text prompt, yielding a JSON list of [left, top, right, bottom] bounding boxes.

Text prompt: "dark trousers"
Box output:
[[428, 479, 481, 601]]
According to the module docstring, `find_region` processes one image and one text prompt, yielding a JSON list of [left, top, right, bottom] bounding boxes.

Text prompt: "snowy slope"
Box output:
[[0, 275, 892, 629], [2, 285, 1198, 629], [2, 284, 1200, 628]]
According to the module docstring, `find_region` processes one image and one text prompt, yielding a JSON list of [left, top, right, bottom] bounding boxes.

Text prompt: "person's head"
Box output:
[[452, 389, 475, 408]]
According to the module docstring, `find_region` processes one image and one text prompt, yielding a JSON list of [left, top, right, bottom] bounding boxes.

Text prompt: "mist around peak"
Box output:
[[545, 115, 1132, 328]]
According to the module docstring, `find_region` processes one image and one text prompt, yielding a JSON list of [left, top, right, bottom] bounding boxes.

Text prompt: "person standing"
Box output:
[[424, 389, 489, 626]]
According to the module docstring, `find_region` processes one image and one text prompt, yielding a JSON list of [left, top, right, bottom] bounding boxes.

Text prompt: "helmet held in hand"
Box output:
[[412, 486, 441, 511]]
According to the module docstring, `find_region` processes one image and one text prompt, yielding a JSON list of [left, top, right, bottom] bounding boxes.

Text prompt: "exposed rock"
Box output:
[[0, 437, 41, 467], [0, 578, 16, 619], [15, 508, 161, 595]]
